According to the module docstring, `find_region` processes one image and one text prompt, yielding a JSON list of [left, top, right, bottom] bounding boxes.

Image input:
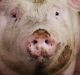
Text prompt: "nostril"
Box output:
[[32, 40, 38, 44], [45, 39, 49, 44]]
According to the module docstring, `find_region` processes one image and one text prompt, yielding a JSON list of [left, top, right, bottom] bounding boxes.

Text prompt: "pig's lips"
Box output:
[[26, 46, 53, 63]]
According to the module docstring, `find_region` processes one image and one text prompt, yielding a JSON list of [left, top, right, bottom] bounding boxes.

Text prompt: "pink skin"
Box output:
[[21, 30, 58, 58], [69, 0, 80, 9]]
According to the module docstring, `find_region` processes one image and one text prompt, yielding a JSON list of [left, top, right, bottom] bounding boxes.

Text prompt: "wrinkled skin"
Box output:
[[0, 0, 80, 75]]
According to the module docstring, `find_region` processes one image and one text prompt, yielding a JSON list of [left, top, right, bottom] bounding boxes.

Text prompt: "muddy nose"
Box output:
[[27, 29, 57, 57]]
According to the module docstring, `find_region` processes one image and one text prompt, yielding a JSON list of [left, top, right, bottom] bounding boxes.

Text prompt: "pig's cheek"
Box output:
[[16, 36, 25, 53], [0, 13, 7, 34], [16, 36, 32, 53]]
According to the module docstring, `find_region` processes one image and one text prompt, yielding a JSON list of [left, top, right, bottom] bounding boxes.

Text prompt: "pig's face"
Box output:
[[0, 0, 80, 75]]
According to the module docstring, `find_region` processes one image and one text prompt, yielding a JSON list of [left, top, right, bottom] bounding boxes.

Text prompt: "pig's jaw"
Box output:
[[1, 30, 72, 75]]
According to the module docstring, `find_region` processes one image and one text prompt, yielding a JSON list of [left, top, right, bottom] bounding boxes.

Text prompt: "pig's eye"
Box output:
[[55, 11, 60, 16], [9, 7, 23, 22], [11, 13, 17, 18], [11, 12, 17, 21]]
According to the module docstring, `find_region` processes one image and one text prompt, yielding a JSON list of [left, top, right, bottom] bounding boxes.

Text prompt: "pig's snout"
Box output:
[[26, 29, 58, 58]]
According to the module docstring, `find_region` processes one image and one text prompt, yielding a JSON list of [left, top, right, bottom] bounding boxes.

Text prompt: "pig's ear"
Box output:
[[68, 0, 80, 11]]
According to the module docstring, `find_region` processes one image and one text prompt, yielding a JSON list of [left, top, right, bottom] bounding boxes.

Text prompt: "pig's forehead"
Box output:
[[14, 0, 68, 15], [1, 0, 68, 10], [17, 0, 67, 8]]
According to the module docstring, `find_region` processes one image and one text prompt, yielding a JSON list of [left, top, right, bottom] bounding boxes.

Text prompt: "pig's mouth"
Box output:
[[26, 48, 51, 63]]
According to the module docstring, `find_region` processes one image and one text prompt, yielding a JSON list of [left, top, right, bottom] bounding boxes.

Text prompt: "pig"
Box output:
[[0, 0, 80, 75]]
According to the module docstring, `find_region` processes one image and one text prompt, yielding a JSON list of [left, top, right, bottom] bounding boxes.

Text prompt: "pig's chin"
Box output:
[[28, 55, 50, 64], [24, 48, 52, 64]]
